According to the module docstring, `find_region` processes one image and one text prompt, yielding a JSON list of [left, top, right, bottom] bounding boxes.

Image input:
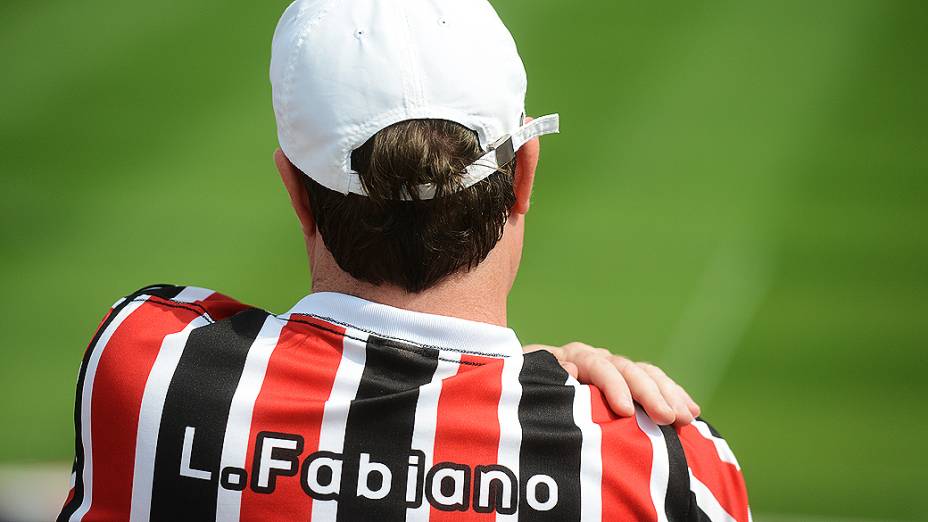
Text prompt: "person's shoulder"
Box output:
[[60, 284, 266, 519], [79, 283, 261, 366], [73, 282, 269, 409]]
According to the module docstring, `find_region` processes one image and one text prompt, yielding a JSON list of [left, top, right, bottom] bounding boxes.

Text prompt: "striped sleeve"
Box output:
[[57, 284, 249, 522], [591, 385, 751, 522], [676, 419, 751, 522]]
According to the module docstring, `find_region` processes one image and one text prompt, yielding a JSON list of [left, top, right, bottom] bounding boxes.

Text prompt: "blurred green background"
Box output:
[[1, 0, 926, 520]]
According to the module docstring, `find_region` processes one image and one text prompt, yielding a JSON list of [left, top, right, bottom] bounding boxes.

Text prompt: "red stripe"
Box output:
[[591, 389, 658, 522], [677, 424, 750, 521], [429, 354, 503, 521], [82, 299, 202, 521], [239, 317, 346, 520]]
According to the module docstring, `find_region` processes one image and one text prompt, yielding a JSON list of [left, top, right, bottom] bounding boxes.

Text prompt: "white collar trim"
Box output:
[[284, 292, 523, 358]]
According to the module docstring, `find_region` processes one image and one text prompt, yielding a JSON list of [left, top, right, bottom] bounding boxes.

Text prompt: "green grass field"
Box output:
[[1, 0, 926, 519]]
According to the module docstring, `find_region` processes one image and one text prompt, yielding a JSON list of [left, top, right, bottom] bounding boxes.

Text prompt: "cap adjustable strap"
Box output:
[[346, 113, 560, 200], [455, 113, 559, 193]]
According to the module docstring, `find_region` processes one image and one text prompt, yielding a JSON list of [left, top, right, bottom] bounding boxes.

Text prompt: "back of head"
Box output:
[[304, 119, 516, 293]]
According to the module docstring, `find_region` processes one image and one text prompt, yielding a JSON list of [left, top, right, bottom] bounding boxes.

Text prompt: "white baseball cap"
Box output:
[[270, 0, 559, 200]]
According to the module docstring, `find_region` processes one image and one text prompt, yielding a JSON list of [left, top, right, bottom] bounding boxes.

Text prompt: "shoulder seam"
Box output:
[[124, 296, 218, 324]]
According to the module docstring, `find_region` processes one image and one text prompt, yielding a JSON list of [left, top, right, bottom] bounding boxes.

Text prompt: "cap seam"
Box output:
[[397, 2, 414, 116], [400, 4, 427, 108], [281, 0, 336, 142]]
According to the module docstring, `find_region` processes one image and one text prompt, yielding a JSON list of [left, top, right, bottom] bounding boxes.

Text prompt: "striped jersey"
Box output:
[[59, 284, 750, 521]]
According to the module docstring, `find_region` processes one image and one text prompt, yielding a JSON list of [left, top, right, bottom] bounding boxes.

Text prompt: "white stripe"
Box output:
[[310, 328, 368, 522], [692, 420, 741, 470], [172, 286, 215, 304], [215, 316, 285, 521], [129, 315, 211, 522], [567, 378, 603, 522], [70, 296, 148, 522], [405, 351, 461, 522], [495, 355, 523, 522], [690, 471, 737, 522], [635, 408, 670, 522]]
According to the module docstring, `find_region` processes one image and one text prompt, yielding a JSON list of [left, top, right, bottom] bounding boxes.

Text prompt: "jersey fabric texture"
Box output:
[[59, 284, 750, 521]]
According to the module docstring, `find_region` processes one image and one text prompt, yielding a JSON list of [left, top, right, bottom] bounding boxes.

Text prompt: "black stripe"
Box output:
[[660, 425, 692, 522], [148, 308, 267, 521], [688, 493, 714, 522], [516, 351, 582, 521], [335, 335, 439, 521], [58, 286, 166, 521]]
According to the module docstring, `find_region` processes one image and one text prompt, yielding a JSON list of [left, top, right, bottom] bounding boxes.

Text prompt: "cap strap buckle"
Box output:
[[490, 135, 516, 168]]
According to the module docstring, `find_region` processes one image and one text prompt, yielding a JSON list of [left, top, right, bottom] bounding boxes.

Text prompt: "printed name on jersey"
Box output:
[[180, 427, 553, 514]]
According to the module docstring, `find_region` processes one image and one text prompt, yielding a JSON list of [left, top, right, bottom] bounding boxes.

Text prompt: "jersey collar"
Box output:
[[284, 292, 523, 359]]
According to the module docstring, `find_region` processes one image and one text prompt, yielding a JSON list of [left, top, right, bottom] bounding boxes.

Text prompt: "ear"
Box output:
[[512, 133, 540, 215], [275, 148, 316, 237]]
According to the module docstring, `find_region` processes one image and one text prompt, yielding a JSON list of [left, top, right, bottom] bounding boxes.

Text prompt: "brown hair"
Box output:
[[303, 119, 516, 293]]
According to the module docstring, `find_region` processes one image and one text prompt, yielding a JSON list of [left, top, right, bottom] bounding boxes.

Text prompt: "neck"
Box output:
[[309, 246, 512, 327]]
